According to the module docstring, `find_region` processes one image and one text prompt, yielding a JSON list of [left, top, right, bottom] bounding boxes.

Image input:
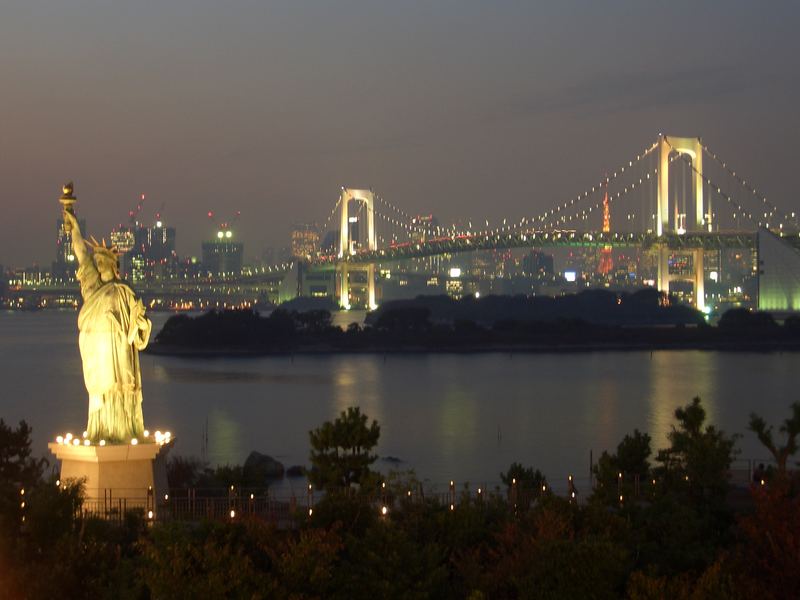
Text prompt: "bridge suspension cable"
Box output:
[[322, 194, 343, 230], [375, 194, 444, 238], [700, 141, 796, 228], [667, 151, 762, 230], [508, 138, 660, 234], [662, 137, 782, 231], [369, 138, 662, 240]]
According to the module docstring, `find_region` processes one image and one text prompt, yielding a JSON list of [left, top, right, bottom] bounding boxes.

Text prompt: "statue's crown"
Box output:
[[87, 236, 120, 260]]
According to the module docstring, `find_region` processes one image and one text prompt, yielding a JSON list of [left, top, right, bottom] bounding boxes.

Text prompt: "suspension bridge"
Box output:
[[13, 134, 800, 314], [270, 134, 800, 313]]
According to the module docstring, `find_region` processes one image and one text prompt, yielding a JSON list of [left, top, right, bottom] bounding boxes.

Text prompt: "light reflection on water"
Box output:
[[1, 311, 797, 487]]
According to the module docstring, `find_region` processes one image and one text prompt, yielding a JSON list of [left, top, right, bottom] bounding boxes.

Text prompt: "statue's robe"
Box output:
[[77, 259, 152, 443]]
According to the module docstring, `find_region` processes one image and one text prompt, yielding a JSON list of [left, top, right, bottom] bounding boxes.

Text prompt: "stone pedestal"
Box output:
[[49, 440, 173, 501]]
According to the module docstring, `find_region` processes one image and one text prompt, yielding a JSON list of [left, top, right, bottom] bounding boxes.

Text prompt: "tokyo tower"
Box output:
[[597, 179, 614, 276]]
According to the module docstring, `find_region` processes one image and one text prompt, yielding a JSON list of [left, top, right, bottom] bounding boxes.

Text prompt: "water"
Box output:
[[1, 311, 796, 490]]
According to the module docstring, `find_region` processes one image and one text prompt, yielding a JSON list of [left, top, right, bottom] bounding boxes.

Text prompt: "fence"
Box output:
[[74, 461, 791, 525]]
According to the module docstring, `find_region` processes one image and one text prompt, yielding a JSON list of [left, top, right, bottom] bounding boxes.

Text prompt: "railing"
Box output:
[[76, 462, 789, 524]]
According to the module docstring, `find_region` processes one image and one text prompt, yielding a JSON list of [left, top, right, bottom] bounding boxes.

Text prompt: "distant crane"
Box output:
[[128, 193, 146, 227], [207, 210, 241, 239], [154, 201, 166, 223]]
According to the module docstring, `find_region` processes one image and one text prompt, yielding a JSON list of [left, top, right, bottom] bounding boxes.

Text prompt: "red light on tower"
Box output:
[[598, 177, 614, 276]]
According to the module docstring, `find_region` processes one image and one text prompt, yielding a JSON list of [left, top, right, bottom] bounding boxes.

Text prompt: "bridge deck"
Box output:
[[316, 230, 759, 265]]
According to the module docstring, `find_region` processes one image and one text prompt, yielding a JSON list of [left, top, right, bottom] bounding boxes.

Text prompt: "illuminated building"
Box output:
[[125, 219, 177, 281], [410, 214, 440, 243], [110, 227, 135, 278], [202, 229, 244, 275], [290, 224, 320, 260], [110, 228, 135, 254]]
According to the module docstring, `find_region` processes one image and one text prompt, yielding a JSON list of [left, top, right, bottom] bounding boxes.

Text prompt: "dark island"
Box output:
[[146, 289, 800, 356]]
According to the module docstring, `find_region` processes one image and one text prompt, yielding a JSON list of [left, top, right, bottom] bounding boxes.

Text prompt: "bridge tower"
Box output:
[[656, 135, 707, 311], [657, 135, 707, 235], [337, 188, 377, 310]]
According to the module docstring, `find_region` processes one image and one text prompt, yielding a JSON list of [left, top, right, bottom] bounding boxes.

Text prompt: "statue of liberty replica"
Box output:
[[60, 182, 152, 444]]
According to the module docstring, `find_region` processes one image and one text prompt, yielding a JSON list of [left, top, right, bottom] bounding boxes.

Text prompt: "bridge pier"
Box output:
[[337, 263, 376, 311], [657, 245, 705, 312]]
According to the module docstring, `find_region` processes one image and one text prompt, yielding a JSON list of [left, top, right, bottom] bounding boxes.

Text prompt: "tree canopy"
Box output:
[[308, 407, 381, 489]]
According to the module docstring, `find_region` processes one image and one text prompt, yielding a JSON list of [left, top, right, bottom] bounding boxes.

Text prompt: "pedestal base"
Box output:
[[49, 440, 173, 500]]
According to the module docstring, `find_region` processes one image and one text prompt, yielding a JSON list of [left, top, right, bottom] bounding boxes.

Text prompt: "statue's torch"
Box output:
[[59, 181, 77, 232]]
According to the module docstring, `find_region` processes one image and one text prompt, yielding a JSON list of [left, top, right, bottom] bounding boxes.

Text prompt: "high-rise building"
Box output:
[[53, 217, 86, 281], [110, 226, 136, 278], [146, 220, 176, 262], [410, 214, 440, 243], [124, 218, 177, 281], [290, 224, 320, 260], [202, 229, 244, 275], [320, 230, 339, 255], [522, 250, 554, 277]]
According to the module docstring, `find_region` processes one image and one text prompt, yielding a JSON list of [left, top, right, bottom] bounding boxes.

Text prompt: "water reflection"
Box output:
[[332, 358, 384, 427], [152, 363, 332, 385], [591, 375, 622, 452], [647, 351, 716, 450], [439, 385, 479, 465], [207, 408, 244, 465]]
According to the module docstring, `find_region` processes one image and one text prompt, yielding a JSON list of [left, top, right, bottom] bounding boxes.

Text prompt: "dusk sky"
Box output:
[[2, 1, 799, 266]]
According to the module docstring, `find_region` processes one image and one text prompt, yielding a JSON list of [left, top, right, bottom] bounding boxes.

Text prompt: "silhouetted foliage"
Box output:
[[308, 407, 381, 490], [9, 400, 800, 597], [374, 306, 432, 333], [718, 307, 778, 331], [749, 402, 800, 475], [592, 429, 652, 506], [731, 479, 800, 600], [149, 292, 800, 356], [0, 419, 47, 539], [655, 397, 739, 506], [499, 462, 547, 503]]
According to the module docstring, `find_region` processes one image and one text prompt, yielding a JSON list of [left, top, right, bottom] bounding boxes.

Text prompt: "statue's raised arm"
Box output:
[[61, 209, 90, 267]]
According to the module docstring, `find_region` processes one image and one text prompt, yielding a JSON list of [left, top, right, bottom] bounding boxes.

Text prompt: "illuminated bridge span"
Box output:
[[326, 231, 758, 264], [289, 134, 800, 312]]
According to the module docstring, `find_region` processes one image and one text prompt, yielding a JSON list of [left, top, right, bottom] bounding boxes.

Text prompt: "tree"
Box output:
[[654, 397, 738, 504], [0, 419, 47, 538], [308, 407, 381, 489], [748, 402, 800, 474], [374, 307, 431, 333], [718, 308, 778, 332], [292, 309, 333, 334], [500, 463, 546, 508], [592, 429, 651, 505], [732, 479, 800, 600]]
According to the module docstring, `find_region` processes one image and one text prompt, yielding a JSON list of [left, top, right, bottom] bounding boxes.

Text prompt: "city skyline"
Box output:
[[2, 2, 799, 267]]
